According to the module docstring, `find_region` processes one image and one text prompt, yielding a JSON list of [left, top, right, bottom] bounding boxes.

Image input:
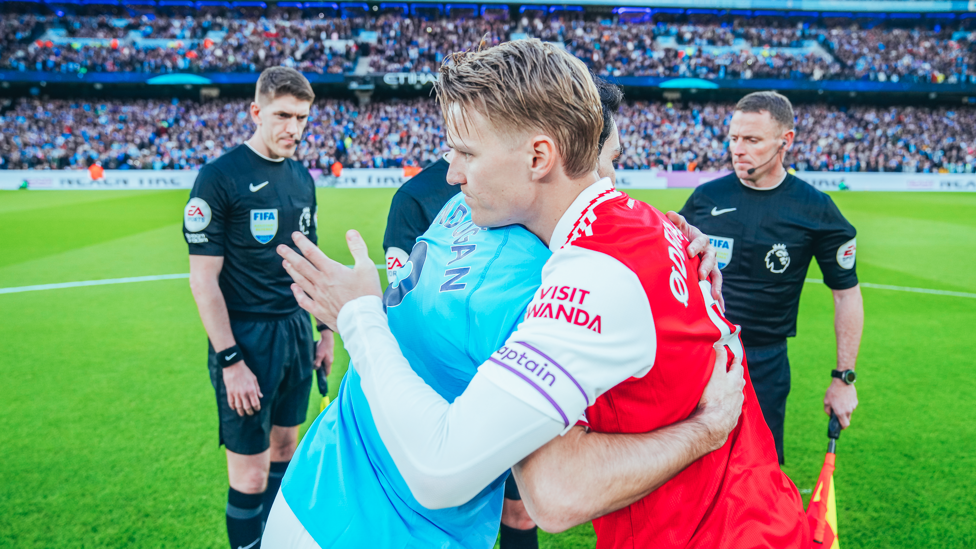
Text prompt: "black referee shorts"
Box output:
[[207, 309, 314, 455], [745, 340, 790, 465]]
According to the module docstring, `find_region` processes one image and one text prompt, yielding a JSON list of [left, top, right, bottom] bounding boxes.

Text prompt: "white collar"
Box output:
[[739, 171, 788, 191], [548, 177, 618, 252], [244, 141, 285, 163]]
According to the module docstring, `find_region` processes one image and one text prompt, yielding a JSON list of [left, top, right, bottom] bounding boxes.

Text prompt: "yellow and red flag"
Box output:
[[806, 453, 839, 548], [806, 413, 842, 549]]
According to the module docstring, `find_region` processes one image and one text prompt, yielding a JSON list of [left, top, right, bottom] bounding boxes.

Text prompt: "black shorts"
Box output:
[[745, 340, 791, 465], [208, 309, 314, 455]]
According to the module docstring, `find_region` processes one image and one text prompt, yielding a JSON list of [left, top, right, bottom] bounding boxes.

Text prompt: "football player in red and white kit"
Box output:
[[277, 39, 808, 548]]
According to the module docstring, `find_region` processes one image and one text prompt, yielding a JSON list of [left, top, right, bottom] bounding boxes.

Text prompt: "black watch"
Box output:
[[831, 369, 856, 385]]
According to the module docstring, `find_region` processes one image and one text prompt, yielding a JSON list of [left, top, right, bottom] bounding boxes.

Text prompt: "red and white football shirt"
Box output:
[[479, 178, 807, 548]]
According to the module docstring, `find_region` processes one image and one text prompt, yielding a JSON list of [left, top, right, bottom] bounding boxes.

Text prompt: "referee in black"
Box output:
[[678, 91, 863, 465], [184, 67, 332, 549]]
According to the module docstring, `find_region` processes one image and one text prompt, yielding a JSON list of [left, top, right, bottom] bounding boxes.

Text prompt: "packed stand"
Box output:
[[2, 97, 974, 174], [0, 98, 445, 170], [2, 13, 976, 83], [2, 15, 357, 74]]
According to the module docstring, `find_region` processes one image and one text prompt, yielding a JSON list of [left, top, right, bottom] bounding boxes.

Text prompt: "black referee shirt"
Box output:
[[183, 143, 318, 317], [679, 173, 858, 347], [382, 157, 458, 254]]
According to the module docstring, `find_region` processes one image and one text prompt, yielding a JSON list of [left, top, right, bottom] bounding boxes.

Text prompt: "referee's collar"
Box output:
[[739, 171, 789, 191], [244, 141, 286, 163]]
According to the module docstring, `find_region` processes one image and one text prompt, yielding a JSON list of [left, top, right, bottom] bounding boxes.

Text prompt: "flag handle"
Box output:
[[827, 412, 841, 454], [317, 368, 331, 413]]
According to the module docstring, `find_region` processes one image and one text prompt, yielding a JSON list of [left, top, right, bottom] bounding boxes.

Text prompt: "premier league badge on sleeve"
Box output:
[[250, 209, 278, 244]]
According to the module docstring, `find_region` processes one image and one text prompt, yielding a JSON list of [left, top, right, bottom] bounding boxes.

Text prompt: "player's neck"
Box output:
[[742, 165, 788, 190], [245, 134, 282, 161], [524, 172, 601, 247]]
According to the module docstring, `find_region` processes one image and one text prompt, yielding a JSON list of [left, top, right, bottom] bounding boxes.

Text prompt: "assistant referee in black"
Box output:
[[183, 67, 332, 549], [679, 91, 863, 465]]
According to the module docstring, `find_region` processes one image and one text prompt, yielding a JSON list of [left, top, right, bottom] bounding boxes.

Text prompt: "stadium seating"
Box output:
[[3, 97, 973, 174], [2, 12, 974, 82]]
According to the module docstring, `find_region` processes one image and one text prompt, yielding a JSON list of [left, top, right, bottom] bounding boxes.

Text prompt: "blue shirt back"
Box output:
[[281, 194, 550, 548]]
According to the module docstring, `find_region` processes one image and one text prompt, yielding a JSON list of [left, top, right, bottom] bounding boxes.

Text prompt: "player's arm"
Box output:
[[513, 347, 743, 532], [814, 199, 862, 428]]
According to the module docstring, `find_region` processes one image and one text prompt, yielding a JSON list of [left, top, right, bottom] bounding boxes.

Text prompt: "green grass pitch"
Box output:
[[0, 188, 973, 548]]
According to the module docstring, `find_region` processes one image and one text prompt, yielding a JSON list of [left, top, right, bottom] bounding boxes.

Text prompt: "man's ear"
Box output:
[[528, 135, 557, 181], [249, 102, 262, 127], [783, 129, 796, 150]]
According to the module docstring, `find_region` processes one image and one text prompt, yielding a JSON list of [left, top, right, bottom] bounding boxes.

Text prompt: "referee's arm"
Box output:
[[816, 200, 863, 429], [184, 166, 263, 418]]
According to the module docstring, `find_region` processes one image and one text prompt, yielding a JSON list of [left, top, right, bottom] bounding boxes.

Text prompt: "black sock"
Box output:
[[226, 487, 263, 549], [499, 523, 538, 549], [261, 461, 289, 528]]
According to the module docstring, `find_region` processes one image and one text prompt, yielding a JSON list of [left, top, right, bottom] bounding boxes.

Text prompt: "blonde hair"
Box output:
[[435, 39, 603, 179]]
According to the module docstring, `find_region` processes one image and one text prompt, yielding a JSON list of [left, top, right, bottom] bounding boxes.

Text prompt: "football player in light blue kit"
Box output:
[[273, 193, 550, 547]]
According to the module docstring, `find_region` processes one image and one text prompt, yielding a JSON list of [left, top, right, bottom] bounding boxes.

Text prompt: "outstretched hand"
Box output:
[[276, 230, 382, 332]]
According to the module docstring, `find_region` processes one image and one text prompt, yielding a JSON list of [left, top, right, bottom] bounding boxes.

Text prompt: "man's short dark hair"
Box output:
[[594, 76, 623, 151], [255, 67, 315, 105], [734, 91, 794, 131]]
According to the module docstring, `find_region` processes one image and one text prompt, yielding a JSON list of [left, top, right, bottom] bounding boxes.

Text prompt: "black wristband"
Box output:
[[317, 323, 332, 333], [217, 344, 242, 368]]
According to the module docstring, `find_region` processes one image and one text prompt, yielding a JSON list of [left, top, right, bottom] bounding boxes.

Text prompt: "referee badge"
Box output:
[[250, 209, 278, 244], [708, 236, 734, 270]]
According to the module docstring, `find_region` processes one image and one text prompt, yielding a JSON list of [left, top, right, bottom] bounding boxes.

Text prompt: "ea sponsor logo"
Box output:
[[384, 241, 428, 307], [836, 237, 856, 270], [250, 209, 278, 244], [765, 243, 791, 274], [184, 197, 211, 232]]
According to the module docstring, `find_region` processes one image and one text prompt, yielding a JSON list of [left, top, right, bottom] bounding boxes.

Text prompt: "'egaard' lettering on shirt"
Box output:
[[525, 285, 602, 333]]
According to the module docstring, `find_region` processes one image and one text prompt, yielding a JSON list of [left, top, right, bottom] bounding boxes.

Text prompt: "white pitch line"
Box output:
[[2, 272, 969, 298], [805, 279, 976, 299], [0, 265, 387, 295], [0, 274, 190, 295]]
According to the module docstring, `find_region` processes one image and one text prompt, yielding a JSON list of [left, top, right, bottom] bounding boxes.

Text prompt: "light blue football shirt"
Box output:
[[281, 194, 550, 548]]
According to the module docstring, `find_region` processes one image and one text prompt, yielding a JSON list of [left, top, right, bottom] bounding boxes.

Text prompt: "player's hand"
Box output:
[[824, 379, 858, 429], [315, 329, 335, 376], [694, 346, 745, 452], [666, 211, 725, 312], [278, 230, 382, 332], [223, 362, 263, 417]]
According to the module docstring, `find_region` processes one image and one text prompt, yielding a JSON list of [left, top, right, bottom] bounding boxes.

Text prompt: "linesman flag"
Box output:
[[806, 413, 843, 549]]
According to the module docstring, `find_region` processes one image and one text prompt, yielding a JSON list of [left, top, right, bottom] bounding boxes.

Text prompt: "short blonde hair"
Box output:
[[435, 39, 603, 179]]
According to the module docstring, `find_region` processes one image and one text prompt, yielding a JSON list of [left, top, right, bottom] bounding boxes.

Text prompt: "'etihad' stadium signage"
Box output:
[[381, 72, 439, 86]]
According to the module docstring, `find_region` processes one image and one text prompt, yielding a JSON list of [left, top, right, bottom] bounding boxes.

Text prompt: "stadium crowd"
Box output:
[[2, 97, 973, 174], [2, 13, 975, 83]]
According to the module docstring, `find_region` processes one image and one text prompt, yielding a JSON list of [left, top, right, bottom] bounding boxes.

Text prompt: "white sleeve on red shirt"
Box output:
[[478, 246, 657, 429]]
